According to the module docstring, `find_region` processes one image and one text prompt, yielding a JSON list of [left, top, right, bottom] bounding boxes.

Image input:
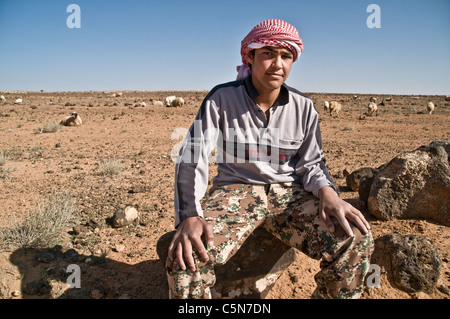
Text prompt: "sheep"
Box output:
[[14, 98, 23, 104], [168, 97, 185, 107], [164, 96, 177, 106], [152, 100, 164, 106], [368, 102, 378, 116], [329, 101, 342, 117], [323, 101, 330, 111], [139, 102, 146, 107], [0, 95, 6, 101], [427, 101, 435, 114], [60, 111, 82, 126], [369, 97, 377, 103]]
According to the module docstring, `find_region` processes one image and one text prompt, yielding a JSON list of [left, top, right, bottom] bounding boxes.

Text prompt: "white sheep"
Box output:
[[152, 100, 164, 106], [60, 112, 82, 126], [368, 102, 378, 116], [323, 101, 330, 111], [329, 101, 342, 117], [427, 101, 435, 114], [164, 96, 177, 106], [168, 97, 185, 107], [139, 102, 146, 107], [0, 95, 6, 101], [369, 97, 377, 103], [14, 98, 23, 104]]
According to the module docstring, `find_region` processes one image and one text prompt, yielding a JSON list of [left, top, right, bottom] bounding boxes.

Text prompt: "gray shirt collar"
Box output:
[[244, 75, 290, 106]]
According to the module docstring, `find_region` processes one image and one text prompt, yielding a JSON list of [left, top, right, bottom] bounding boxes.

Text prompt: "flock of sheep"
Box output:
[[323, 96, 439, 117], [0, 93, 186, 109], [0, 93, 445, 125], [0, 93, 187, 129]]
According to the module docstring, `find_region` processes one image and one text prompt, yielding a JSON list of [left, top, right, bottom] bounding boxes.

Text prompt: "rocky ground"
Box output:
[[0, 90, 448, 299]]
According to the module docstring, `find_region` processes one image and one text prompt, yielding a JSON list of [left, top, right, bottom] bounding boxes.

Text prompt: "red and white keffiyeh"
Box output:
[[237, 19, 304, 80]]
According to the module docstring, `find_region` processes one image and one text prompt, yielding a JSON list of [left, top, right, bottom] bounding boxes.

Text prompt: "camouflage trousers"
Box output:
[[166, 183, 374, 299]]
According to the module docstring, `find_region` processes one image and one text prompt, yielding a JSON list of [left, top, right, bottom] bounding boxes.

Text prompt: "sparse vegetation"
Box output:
[[43, 122, 61, 133], [343, 124, 355, 131], [0, 192, 78, 252], [0, 152, 7, 166], [0, 167, 14, 180], [100, 157, 124, 176]]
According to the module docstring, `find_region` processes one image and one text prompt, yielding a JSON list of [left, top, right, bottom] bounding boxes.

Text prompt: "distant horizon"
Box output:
[[1, 88, 447, 97]]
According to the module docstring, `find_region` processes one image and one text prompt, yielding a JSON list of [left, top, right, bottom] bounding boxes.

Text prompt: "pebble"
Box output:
[[114, 244, 126, 252]]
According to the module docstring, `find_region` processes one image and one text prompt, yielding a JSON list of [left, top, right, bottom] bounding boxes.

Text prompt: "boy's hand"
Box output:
[[318, 186, 371, 237], [167, 216, 214, 272]]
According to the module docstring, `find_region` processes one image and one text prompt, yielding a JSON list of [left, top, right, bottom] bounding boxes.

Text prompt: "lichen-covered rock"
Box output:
[[367, 140, 450, 226], [346, 167, 378, 191], [373, 233, 441, 293]]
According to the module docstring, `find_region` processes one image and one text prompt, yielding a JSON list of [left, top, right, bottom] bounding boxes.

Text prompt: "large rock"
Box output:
[[346, 167, 378, 191], [367, 140, 450, 226], [372, 233, 441, 293], [156, 227, 297, 299]]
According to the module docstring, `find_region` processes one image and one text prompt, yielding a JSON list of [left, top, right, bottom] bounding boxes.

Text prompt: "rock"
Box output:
[[63, 248, 80, 262], [373, 233, 441, 294], [72, 224, 89, 235], [36, 250, 56, 263], [114, 244, 126, 252], [346, 167, 377, 191], [156, 227, 297, 299], [359, 175, 375, 205], [112, 206, 139, 228], [367, 140, 450, 226], [128, 185, 150, 193]]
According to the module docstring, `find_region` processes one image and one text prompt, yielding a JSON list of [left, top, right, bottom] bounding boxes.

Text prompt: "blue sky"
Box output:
[[0, 0, 449, 95]]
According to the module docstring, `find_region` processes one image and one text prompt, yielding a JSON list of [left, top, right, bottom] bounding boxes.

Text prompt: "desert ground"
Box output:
[[0, 90, 449, 299]]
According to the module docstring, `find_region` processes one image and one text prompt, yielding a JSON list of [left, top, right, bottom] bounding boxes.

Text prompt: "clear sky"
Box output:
[[0, 0, 449, 95]]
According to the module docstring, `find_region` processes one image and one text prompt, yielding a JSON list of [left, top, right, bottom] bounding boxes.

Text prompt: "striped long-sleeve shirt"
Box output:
[[174, 76, 336, 226]]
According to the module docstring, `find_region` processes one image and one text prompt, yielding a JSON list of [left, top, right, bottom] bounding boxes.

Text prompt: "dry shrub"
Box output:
[[43, 122, 61, 133], [0, 152, 7, 166], [0, 192, 78, 252], [100, 158, 124, 176]]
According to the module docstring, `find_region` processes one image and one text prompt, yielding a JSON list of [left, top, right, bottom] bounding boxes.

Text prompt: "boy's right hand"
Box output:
[[167, 216, 214, 272]]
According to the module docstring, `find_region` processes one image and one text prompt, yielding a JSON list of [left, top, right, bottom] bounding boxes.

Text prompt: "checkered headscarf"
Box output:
[[237, 19, 304, 80]]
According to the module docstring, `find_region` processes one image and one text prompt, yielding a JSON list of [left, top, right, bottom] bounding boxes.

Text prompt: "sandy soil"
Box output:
[[0, 90, 448, 299]]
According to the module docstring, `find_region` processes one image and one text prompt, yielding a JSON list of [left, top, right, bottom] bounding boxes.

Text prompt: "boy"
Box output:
[[166, 19, 373, 299]]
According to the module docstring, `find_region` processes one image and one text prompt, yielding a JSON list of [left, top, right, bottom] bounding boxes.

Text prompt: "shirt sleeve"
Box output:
[[174, 98, 220, 227], [294, 105, 337, 197]]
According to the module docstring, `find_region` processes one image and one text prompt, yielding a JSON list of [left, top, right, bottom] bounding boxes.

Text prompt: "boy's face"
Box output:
[[246, 46, 294, 93]]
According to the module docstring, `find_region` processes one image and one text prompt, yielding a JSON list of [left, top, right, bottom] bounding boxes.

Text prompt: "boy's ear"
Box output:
[[246, 50, 254, 65]]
